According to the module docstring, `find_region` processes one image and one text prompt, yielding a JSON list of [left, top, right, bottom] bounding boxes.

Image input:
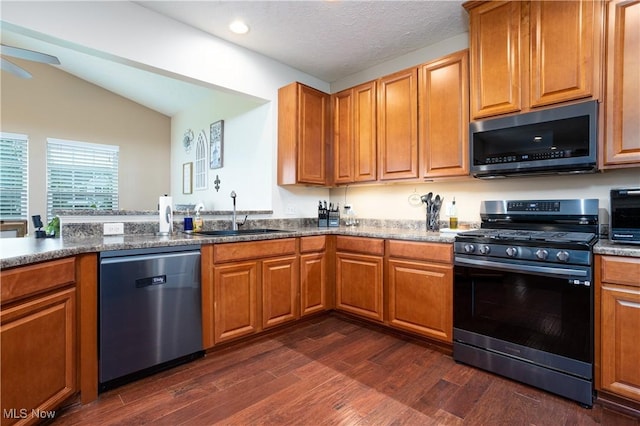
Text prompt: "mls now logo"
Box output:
[[3, 408, 56, 420]]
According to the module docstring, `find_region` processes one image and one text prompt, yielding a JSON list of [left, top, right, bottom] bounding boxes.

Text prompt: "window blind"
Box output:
[[47, 138, 119, 216], [0, 133, 29, 220]]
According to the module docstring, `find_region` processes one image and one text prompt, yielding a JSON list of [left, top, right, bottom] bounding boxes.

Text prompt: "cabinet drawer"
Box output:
[[387, 240, 453, 264], [1, 257, 76, 304], [300, 235, 326, 253], [336, 236, 384, 256], [213, 238, 297, 263], [601, 256, 640, 287]]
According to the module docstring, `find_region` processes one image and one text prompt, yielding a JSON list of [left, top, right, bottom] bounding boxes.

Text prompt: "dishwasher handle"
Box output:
[[136, 274, 168, 288]]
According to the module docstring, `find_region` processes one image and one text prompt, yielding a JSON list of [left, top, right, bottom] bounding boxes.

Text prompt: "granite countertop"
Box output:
[[0, 226, 459, 269], [2, 227, 638, 270]]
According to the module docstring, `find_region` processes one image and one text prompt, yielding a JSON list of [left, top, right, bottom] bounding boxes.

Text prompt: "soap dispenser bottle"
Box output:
[[194, 209, 203, 232]]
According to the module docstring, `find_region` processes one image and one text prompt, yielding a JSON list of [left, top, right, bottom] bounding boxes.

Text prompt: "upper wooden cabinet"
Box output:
[[465, 0, 603, 119], [602, 0, 640, 167], [332, 81, 377, 184], [278, 82, 330, 185], [377, 68, 419, 181], [419, 50, 470, 178]]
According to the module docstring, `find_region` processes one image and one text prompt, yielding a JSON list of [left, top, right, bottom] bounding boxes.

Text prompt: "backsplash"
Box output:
[[60, 215, 480, 238]]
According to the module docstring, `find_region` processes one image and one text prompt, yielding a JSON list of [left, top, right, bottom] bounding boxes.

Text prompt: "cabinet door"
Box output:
[[278, 82, 329, 185], [214, 261, 258, 343], [468, 1, 523, 119], [353, 81, 377, 182], [335, 252, 383, 321], [262, 256, 299, 329], [419, 50, 469, 178], [529, 0, 601, 108], [300, 252, 327, 316], [298, 84, 329, 184], [603, 0, 640, 167], [388, 259, 453, 342], [600, 284, 640, 401], [333, 88, 354, 184], [1, 288, 76, 422], [377, 68, 418, 180]]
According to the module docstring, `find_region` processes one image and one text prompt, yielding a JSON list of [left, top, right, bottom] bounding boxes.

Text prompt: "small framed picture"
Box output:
[[182, 162, 193, 194], [210, 120, 224, 169]]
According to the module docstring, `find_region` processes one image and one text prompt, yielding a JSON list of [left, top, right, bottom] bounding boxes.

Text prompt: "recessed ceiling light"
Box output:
[[229, 20, 249, 35]]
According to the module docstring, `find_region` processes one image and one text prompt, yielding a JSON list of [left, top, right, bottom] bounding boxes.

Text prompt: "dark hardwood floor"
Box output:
[[55, 314, 639, 425]]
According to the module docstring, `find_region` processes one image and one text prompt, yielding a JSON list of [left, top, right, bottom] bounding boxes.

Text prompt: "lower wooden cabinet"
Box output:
[[262, 256, 298, 329], [596, 255, 640, 404], [1, 258, 77, 426], [213, 261, 259, 343], [208, 239, 299, 345], [387, 240, 453, 343], [335, 236, 384, 321], [300, 236, 330, 316]]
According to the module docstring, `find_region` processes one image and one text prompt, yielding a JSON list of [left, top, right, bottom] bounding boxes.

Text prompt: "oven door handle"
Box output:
[[454, 257, 589, 278]]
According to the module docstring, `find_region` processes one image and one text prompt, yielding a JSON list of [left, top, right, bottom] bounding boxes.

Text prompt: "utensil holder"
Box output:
[[427, 210, 440, 231]]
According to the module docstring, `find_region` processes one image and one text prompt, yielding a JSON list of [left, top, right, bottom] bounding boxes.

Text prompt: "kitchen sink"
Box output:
[[192, 228, 292, 236]]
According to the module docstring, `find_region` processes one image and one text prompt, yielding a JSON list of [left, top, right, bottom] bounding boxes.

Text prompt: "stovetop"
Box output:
[[459, 229, 597, 246]]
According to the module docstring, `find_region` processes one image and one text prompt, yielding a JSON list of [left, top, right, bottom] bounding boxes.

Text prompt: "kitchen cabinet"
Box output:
[[596, 255, 640, 405], [262, 255, 298, 329], [1, 258, 77, 426], [465, 0, 603, 119], [387, 240, 453, 343], [377, 68, 419, 181], [300, 236, 332, 316], [208, 239, 298, 344], [335, 236, 384, 321], [278, 82, 330, 185], [419, 50, 470, 178], [601, 0, 640, 167], [332, 81, 377, 184]]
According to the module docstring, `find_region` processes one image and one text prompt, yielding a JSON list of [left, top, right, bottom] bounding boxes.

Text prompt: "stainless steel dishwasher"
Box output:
[[99, 245, 203, 390]]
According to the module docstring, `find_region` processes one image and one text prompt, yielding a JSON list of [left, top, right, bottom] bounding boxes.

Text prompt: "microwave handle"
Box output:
[[623, 190, 640, 196]]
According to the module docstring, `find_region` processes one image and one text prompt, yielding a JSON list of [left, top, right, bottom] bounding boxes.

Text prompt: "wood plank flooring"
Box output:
[[55, 314, 639, 425]]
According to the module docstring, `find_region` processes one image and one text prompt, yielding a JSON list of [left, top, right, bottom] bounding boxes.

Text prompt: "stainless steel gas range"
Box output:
[[453, 199, 599, 407]]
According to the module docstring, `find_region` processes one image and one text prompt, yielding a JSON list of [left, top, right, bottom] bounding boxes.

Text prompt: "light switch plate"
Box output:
[[103, 222, 124, 235]]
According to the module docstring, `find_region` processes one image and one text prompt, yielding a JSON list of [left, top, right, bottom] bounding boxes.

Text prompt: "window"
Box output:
[[47, 138, 119, 216], [194, 130, 207, 190], [0, 133, 29, 220]]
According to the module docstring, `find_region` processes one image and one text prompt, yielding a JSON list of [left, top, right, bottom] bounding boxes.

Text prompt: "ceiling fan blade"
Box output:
[[1, 44, 60, 65], [0, 57, 33, 78]]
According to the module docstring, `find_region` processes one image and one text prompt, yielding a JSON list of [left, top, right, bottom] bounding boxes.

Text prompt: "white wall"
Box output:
[[330, 168, 640, 226], [1, 1, 331, 217]]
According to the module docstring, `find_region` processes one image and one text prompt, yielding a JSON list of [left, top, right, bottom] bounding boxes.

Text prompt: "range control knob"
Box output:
[[535, 249, 549, 260], [506, 247, 518, 257], [479, 245, 491, 255], [464, 244, 476, 253], [557, 251, 570, 262]]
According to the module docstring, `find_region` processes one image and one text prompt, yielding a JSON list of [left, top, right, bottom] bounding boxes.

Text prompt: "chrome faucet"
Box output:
[[231, 191, 238, 230], [230, 191, 246, 230]]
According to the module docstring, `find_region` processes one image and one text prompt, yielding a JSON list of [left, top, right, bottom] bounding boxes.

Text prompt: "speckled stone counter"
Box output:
[[593, 239, 640, 258], [0, 226, 460, 269], [4, 226, 638, 270]]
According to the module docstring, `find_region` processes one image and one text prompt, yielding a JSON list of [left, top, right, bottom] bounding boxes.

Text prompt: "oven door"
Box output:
[[454, 255, 593, 379]]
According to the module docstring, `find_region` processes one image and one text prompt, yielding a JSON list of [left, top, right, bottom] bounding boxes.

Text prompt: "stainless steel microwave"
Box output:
[[470, 101, 598, 178], [610, 188, 640, 244]]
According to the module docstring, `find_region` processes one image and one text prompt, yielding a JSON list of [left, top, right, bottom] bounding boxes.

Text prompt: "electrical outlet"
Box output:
[[285, 204, 297, 215], [103, 222, 124, 235]]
